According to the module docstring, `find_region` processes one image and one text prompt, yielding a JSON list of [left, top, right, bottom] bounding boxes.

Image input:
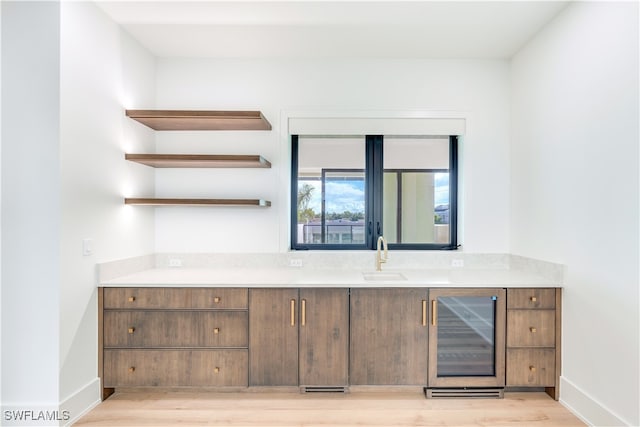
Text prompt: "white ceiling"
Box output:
[[96, 1, 569, 59]]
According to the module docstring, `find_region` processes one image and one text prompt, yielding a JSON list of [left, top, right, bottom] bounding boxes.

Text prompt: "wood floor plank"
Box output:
[[74, 392, 585, 426]]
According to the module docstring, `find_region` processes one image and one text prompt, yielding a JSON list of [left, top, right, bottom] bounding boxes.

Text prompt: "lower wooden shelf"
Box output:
[[124, 198, 271, 207]]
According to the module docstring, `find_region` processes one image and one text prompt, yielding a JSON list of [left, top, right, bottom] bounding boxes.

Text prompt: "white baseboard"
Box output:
[[60, 378, 101, 427], [560, 376, 631, 426]]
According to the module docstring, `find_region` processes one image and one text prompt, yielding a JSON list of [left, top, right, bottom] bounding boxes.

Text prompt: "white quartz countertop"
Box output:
[[99, 267, 561, 288]]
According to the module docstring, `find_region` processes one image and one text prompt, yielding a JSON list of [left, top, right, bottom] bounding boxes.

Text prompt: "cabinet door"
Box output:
[[249, 289, 299, 386], [299, 288, 349, 386], [350, 288, 428, 385]]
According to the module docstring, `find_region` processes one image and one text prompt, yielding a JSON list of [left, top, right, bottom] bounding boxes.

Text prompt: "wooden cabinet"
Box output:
[[248, 288, 349, 388], [100, 287, 249, 394], [506, 288, 561, 400], [98, 285, 561, 399], [349, 288, 428, 385]]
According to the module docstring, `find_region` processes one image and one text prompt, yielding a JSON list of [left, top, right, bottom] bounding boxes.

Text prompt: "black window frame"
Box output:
[[291, 134, 459, 251]]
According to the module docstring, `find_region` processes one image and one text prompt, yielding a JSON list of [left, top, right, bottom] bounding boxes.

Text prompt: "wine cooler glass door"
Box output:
[[428, 288, 506, 388]]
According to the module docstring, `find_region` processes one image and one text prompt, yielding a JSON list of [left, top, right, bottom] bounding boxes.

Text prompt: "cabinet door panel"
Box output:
[[350, 288, 428, 385], [299, 288, 349, 386], [249, 289, 299, 386]]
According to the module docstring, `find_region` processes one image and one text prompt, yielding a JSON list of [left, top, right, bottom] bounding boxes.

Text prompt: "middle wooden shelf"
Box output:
[[125, 153, 271, 168]]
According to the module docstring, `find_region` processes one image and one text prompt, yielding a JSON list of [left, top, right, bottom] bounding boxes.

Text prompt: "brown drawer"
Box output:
[[507, 348, 555, 387], [104, 349, 248, 387], [507, 288, 556, 309], [104, 311, 248, 348], [103, 288, 248, 309], [507, 310, 555, 347]]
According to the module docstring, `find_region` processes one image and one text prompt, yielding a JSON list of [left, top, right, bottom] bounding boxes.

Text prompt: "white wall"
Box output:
[[1, 0, 61, 409], [153, 59, 511, 253], [510, 2, 639, 425], [59, 0, 155, 416]]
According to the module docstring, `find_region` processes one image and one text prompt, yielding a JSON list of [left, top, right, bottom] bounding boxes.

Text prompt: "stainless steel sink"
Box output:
[[362, 271, 407, 281]]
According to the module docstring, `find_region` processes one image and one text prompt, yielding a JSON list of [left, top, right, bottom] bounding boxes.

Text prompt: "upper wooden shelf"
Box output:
[[125, 154, 271, 168], [125, 110, 272, 131]]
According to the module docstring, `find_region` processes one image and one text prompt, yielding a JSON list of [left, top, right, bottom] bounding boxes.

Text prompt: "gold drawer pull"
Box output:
[[530, 296, 537, 302], [214, 297, 221, 303], [529, 327, 537, 333], [214, 367, 220, 374], [529, 366, 536, 372], [422, 300, 427, 326], [128, 327, 135, 334], [128, 367, 135, 373], [290, 299, 296, 326], [214, 328, 220, 334], [128, 296, 136, 302]]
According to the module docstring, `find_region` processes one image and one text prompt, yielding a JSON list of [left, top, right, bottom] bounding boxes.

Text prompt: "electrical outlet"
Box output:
[[169, 258, 183, 268], [289, 259, 303, 268], [451, 259, 464, 268]]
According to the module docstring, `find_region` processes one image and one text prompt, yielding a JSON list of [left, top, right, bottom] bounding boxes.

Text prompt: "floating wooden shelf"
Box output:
[[125, 154, 272, 168], [125, 110, 272, 131], [124, 198, 271, 207]]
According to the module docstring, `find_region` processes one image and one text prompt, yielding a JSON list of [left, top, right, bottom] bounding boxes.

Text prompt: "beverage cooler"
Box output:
[[426, 288, 506, 398]]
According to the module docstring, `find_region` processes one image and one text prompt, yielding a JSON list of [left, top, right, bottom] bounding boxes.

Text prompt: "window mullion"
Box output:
[[449, 135, 458, 248], [366, 135, 384, 250]]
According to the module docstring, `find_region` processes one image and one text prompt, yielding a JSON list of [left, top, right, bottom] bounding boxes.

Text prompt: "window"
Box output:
[[291, 134, 458, 250]]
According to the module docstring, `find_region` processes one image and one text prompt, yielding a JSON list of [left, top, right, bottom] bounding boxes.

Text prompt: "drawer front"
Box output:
[[104, 288, 248, 309], [507, 310, 555, 347], [104, 311, 248, 348], [507, 348, 555, 387], [507, 288, 556, 309], [103, 349, 248, 387]]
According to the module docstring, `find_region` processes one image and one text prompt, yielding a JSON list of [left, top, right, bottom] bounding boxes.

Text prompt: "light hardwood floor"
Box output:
[[74, 391, 585, 426]]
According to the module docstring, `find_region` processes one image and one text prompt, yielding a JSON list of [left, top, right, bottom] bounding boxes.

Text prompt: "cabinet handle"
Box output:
[[529, 366, 536, 372], [128, 367, 135, 373], [290, 299, 296, 326], [529, 327, 537, 333], [128, 327, 135, 334], [530, 296, 537, 303], [422, 300, 427, 326], [214, 367, 220, 374], [301, 299, 306, 326], [431, 300, 437, 326], [214, 328, 220, 334], [214, 297, 221, 303], [128, 296, 136, 302]]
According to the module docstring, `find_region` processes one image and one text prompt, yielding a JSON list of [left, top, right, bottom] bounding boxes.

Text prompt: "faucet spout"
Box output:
[[376, 236, 388, 271]]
